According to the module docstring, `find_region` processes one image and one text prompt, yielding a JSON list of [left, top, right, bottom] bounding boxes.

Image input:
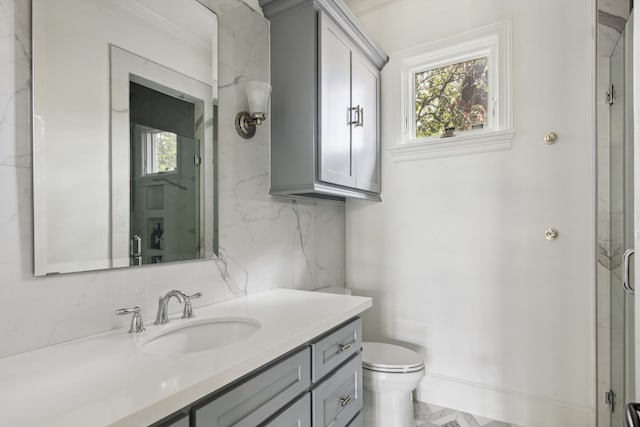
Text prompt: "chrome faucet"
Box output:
[[154, 290, 187, 325], [115, 306, 145, 333], [182, 292, 203, 319]]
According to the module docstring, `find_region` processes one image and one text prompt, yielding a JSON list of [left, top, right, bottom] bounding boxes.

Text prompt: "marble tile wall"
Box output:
[[0, 0, 345, 358]]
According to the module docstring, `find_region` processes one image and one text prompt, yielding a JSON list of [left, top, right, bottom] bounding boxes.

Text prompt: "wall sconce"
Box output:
[[235, 80, 272, 139]]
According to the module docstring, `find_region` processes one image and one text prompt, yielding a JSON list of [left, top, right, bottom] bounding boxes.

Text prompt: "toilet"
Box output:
[[313, 287, 425, 427], [362, 342, 425, 427]]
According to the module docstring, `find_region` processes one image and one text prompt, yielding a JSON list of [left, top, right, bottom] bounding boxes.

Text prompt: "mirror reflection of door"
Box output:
[[129, 82, 201, 265]]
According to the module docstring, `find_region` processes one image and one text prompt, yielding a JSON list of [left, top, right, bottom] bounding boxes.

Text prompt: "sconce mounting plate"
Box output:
[[236, 111, 257, 139]]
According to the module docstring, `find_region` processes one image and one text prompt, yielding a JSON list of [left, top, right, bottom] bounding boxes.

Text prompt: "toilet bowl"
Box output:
[[362, 342, 425, 427]]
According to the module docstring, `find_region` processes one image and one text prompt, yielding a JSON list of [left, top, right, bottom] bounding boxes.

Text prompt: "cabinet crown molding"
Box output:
[[259, 0, 389, 69]]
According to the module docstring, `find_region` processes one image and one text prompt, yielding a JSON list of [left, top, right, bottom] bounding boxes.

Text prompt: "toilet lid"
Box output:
[[362, 342, 425, 373]]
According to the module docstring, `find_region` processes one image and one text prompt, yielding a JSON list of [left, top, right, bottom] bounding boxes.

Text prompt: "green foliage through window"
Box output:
[[154, 132, 177, 173], [144, 130, 177, 175], [415, 57, 489, 138]]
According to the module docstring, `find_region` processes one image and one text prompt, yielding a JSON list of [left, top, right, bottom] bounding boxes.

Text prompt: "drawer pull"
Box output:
[[338, 343, 351, 352], [340, 395, 352, 407]]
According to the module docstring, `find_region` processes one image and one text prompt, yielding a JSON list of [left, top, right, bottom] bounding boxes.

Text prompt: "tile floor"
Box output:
[[413, 401, 517, 427]]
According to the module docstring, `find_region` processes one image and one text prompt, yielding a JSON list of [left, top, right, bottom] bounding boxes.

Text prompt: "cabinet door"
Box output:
[[318, 12, 355, 188], [311, 354, 363, 427], [346, 411, 363, 427], [351, 51, 381, 193], [310, 317, 361, 383], [192, 347, 311, 427], [263, 393, 311, 427]]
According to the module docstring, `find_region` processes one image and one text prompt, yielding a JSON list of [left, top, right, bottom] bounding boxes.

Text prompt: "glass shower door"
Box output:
[[610, 16, 635, 427]]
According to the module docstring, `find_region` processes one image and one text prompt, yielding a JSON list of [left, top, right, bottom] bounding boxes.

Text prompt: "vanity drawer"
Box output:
[[346, 411, 363, 427], [311, 354, 362, 427], [311, 317, 361, 382], [263, 393, 311, 427], [192, 347, 311, 427], [152, 411, 189, 427]]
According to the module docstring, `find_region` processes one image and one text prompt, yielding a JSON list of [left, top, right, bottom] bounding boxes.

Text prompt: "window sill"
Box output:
[[388, 129, 515, 162]]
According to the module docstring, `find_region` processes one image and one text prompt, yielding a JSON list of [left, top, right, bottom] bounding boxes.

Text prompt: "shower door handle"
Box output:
[[623, 248, 635, 294], [131, 235, 142, 266]]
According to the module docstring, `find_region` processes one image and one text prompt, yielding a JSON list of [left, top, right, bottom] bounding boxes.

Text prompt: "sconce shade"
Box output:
[[235, 80, 271, 139], [246, 81, 271, 115]]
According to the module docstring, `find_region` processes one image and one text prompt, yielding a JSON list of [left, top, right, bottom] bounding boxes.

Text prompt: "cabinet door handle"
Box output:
[[348, 107, 355, 125], [340, 395, 352, 407], [348, 106, 361, 126], [357, 106, 364, 127], [338, 343, 351, 352]]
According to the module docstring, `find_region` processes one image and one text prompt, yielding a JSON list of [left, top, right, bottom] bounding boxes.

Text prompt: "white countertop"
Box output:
[[0, 289, 371, 427]]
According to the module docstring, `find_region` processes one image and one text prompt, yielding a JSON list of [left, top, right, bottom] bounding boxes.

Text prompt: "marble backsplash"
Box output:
[[0, 0, 345, 358]]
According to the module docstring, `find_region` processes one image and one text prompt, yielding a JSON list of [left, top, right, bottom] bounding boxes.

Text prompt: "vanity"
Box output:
[[0, 289, 371, 426], [157, 316, 363, 427]]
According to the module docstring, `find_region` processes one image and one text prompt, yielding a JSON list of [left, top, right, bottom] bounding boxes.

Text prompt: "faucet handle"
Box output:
[[182, 292, 203, 319], [116, 306, 145, 333]]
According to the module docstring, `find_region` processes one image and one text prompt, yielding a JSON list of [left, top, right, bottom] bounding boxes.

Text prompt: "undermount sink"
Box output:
[[139, 317, 261, 355]]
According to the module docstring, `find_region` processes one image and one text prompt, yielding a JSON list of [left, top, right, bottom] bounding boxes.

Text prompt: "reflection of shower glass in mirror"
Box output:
[[130, 121, 201, 266], [32, 0, 218, 276], [129, 81, 202, 266]]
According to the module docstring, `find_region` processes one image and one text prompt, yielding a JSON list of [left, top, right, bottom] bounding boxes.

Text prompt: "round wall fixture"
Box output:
[[544, 228, 559, 240], [543, 132, 558, 145]]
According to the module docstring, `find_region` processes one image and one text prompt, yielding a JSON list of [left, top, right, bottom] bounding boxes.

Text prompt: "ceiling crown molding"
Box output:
[[345, 0, 401, 16], [259, 0, 389, 69]]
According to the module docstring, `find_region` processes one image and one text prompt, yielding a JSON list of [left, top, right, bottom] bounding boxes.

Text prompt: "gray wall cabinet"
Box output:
[[261, 0, 388, 201], [151, 317, 364, 427]]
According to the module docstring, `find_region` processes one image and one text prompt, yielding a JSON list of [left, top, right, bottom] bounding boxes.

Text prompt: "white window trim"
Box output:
[[389, 20, 514, 161]]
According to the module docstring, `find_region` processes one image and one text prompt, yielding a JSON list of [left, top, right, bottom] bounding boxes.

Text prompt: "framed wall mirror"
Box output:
[[32, 0, 219, 276]]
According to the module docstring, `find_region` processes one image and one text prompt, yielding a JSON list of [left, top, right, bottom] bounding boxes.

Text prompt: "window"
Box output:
[[391, 20, 513, 161], [143, 129, 178, 175], [415, 57, 489, 138]]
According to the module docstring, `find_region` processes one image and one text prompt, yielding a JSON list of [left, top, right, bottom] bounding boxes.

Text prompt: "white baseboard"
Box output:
[[415, 373, 595, 427]]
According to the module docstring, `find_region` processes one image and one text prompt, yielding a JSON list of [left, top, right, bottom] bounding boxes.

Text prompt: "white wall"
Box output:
[[346, 1, 597, 426], [0, 0, 345, 359]]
